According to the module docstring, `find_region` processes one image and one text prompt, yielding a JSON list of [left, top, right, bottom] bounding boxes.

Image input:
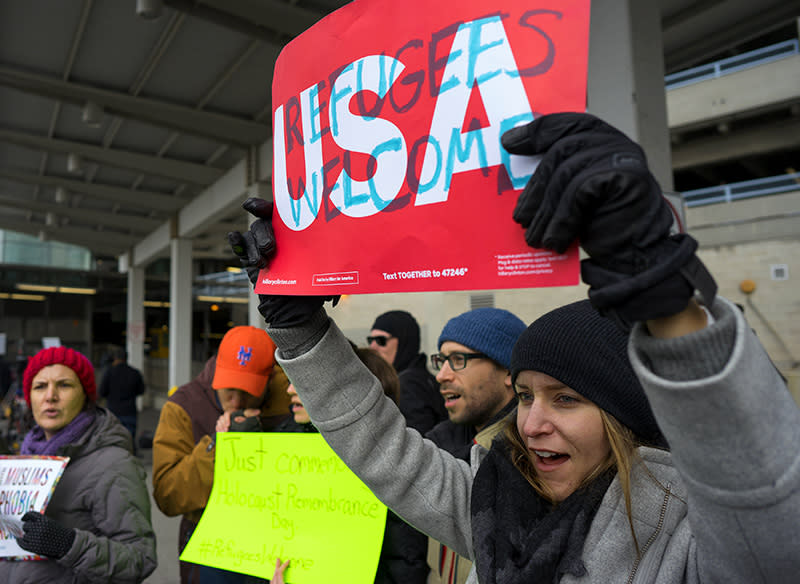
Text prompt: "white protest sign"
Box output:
[[0, 456, 69, 560]]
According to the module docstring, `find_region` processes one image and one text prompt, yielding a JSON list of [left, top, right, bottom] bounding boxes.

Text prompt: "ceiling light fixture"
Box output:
[[58, 287, 97, 295], [11, 293, 46, 302], [15, 284, 97, 295], [81, 100, 104, 127], [197, 295, 224, 303], [197, 295, 250, 304], [136, 0, 163, 20], [67, 153, 84, 174], [16, 284, 58, 293], [55, 186, 70, 204]]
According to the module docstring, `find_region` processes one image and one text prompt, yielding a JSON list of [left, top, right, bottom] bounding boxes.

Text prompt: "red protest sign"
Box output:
[[257, 0, 589, 295]]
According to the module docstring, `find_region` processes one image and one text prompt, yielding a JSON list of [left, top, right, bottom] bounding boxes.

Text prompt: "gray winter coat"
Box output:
[[0, 407, 157, 583], [270, 297, 800, 583]]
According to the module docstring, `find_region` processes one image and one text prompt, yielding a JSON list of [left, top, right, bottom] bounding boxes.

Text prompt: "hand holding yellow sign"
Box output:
[[181, 433, 387, 583]]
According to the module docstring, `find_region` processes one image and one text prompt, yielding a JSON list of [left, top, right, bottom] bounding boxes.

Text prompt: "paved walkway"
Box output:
[[138, 406, 181, 584]]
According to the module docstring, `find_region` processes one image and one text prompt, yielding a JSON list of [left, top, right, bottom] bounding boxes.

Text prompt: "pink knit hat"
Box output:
[[23, 346, 97, 406]]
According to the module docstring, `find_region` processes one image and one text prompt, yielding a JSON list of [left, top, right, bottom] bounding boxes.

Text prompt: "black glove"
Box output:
[[502, 113, 716, 328], [17, 511, 76, 559], [228, 197, 275, 284], [229, 409, 263, 432], [227, 197, 339, 328]]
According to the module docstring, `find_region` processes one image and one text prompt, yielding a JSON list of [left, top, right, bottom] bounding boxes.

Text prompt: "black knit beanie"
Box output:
[[371, 310, 420, 372], [510, 300, 663, 445]]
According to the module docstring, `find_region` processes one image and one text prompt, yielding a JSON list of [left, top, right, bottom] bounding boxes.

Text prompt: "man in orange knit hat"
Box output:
[[152, 326, 290, 584]]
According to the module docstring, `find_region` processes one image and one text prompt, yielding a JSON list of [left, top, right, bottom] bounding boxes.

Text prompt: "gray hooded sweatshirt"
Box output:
[[269, 297, 800, 583]]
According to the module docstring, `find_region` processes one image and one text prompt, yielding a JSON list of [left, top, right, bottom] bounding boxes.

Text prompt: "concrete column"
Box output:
[[84, 296, 93, 362], [233, 205, 263, 329], [587, 0, 673, 190], [126, 265, 146, 372], [248, 291, 262, 328], [168, 238, 193, 390]]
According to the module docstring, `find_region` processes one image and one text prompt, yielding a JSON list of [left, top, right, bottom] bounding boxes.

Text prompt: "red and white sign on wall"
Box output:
[[256, 0, 590, 295]]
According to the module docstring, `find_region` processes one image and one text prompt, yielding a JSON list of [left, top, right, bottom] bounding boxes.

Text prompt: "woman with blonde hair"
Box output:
[[229, 113, 799, 582]]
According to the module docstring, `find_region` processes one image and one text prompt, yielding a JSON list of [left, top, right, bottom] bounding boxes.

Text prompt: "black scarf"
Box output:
[[471, 439, 614, 584]]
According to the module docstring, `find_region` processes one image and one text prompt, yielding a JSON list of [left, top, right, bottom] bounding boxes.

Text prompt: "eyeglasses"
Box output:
[[367, 335, 394, 347], [431, 352, 488, 371]]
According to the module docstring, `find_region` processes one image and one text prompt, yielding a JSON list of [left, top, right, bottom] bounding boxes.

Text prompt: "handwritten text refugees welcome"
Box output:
[[274, 9, 565, 231], [260, 0, 588, 295]]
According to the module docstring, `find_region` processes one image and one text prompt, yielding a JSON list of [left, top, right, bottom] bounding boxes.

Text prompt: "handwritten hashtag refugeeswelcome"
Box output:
[[198, 541, 212, 558]]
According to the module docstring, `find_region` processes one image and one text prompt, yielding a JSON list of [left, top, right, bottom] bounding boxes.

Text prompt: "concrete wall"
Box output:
[[667, 54, 800, 130], [695, 239, 800, 404], [696, 240, 799, 367], [684, 193, 800, 397], [687, 190, 800, 248]]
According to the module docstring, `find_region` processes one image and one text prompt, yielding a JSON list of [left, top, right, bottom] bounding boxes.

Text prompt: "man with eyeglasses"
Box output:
[[368, 310, 447, 436], [425, 307, 526, 584]]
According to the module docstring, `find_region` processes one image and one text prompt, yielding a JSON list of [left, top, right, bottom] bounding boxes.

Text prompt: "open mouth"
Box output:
[[441, 390, 461, 408], [532, 449, 569, 469]]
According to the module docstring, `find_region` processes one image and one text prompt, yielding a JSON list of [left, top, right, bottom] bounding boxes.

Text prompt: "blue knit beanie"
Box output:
[[510, 300, 664, 445], [438, 308, 527, 370]]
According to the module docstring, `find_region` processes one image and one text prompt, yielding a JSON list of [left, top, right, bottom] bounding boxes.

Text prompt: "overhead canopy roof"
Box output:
[[1, 0, 797, 261]]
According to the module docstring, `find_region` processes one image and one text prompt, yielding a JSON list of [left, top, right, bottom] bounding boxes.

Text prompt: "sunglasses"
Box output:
[[367, 335, 394, 347]]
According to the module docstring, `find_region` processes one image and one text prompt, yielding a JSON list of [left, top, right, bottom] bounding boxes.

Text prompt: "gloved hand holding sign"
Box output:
[[227, 198, 339, 329], [502, 112, 716, 329], [17, 511, 76, 559]]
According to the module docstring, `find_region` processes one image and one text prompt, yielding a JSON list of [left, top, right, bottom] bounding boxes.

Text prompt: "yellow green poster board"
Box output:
[[181, 433, 387, 583]]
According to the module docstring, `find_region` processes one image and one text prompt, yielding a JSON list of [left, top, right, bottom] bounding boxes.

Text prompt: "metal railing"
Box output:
[[682, 173, 800, 207], [665, 39, 799, 90]]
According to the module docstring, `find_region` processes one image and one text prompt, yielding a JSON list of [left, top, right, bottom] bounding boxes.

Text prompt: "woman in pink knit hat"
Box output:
[[0, 345, 157, 583]]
